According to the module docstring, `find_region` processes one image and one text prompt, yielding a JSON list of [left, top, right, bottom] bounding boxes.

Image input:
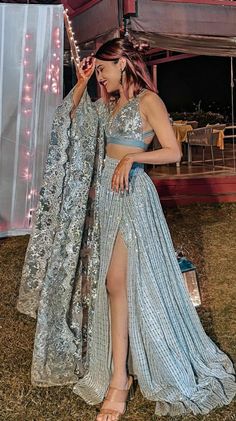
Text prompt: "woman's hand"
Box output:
[[70, 56, 96, 119], [111, 155, 134, 192], [75, 56, 96, 84]]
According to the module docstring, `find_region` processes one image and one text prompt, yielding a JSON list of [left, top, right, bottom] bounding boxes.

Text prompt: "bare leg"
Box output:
[[96, 230, 129, 421]]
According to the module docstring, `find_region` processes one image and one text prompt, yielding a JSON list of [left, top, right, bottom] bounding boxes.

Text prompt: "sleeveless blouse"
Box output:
[[104, 89, 155, 151]]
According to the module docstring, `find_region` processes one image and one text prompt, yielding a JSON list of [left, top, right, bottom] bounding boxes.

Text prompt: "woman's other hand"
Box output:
[[111, 155, 134, 193]]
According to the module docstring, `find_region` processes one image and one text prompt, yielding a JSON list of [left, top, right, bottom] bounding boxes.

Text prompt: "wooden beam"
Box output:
[[143, 48, 165, 56], [147, 53, 198, 65], [62, 0, 102, 18]]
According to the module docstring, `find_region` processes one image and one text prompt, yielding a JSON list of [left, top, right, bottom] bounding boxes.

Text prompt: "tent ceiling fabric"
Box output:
[[67, 0, 93, 7], [130, 0, 236, 37], [129, 0, 236, 57], [70, 0, 119, 44], [130, 31, 236, 58]]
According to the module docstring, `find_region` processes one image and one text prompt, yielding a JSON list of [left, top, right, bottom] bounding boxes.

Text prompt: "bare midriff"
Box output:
[[106, 133, 154, 160]]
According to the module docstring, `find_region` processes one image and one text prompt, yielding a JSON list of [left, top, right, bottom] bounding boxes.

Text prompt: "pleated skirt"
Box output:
[[72, 155, 236, 416]]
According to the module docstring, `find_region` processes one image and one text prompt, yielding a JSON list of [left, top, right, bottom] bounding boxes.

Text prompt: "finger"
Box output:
[[111, 173, 118, 191], [112, 166, 122, 191], [114, 172, 120, 192], [82, 58, 95, 78], [77, 61, 86, 75], [90, 57, 96, 70], [118, 172, 125, 192], [115, 174, 120, 192], [120, 173, 125, 192], [80, 57, 86, 68], [84, 57, 90, 69], [80, 57, 89, 71], [125, 173, 129, 191], [84, 56, 94, 70], [111, 172, 116, 188]]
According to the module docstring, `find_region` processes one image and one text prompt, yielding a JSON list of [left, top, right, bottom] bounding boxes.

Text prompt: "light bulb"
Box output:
[[24, 96, 32, 103]]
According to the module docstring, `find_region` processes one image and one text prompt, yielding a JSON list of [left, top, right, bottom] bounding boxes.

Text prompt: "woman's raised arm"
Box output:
[[70, 56, 96, 119]]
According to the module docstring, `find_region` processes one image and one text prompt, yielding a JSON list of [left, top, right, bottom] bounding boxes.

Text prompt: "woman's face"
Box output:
[[95, 58, 124, 93]]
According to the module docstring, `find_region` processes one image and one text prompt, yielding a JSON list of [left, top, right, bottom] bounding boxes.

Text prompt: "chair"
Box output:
[[207, 124, 226, 163], [206, 123, 226, 131], [186, 127, 225, 167], [223, 125, 236, 143], [186, 120, 198, 129]]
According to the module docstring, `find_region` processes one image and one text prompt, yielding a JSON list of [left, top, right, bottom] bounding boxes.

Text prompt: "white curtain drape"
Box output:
[[0, 4, 64, 238]]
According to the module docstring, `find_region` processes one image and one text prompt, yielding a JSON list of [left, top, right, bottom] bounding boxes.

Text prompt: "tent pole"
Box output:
[[152, 64, 157, 90], [230, 57, 235, 171]]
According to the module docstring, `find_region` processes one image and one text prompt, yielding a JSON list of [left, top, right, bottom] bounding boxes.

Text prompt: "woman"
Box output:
[[17, 38, 236, 421]]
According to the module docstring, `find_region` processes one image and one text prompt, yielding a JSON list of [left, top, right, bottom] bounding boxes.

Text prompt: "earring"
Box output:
[[120, 68, 125, 86]]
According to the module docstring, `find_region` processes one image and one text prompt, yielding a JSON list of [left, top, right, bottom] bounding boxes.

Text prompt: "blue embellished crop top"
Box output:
[[104, 89, 155, 151]]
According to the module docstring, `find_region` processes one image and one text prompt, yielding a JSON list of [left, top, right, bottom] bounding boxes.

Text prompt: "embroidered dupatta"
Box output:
[[17, 86, 108, 385]]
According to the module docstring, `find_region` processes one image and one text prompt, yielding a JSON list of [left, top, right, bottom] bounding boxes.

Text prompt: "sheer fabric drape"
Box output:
[[0, 4, 64, 237]]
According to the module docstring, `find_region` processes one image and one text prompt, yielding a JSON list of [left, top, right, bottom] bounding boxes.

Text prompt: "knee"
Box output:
[[106, 275, 126, 296]]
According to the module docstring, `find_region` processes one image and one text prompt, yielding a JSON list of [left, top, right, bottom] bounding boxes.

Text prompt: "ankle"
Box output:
[[110, 372, 129, 388]]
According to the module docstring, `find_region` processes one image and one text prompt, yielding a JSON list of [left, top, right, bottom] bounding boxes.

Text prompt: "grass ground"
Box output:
[[0, 202, 236, 421]]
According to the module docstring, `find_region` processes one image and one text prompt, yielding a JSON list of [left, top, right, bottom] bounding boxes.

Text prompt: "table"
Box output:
[[173, 124, 193, 143]]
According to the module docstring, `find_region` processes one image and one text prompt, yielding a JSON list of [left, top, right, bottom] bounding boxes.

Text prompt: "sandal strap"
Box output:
[[105, 387, 129, 402], [104, 376, 133, 402], [99, 408, 122, 416]]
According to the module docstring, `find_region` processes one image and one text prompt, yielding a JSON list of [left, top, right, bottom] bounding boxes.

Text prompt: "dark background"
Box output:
[[154, 56, 235, 120]]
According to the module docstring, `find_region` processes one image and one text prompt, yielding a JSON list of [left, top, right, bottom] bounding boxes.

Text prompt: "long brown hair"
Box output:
[[95, 37, 157, 103]]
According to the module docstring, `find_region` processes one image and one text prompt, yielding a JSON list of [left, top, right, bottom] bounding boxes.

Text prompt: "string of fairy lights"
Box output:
[[63, 8, 81, 69], [22, 23, 62, 228], [22, 31, 35, 228], [22, 9, 79, 229]]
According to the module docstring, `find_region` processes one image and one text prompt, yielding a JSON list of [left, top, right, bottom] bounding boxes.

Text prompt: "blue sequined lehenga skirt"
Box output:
[[72, 155, 236, 416]]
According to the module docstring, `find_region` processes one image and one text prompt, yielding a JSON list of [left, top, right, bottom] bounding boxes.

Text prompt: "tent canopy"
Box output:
[[130, 0, 236, 37], [64, 0, 236, 57]]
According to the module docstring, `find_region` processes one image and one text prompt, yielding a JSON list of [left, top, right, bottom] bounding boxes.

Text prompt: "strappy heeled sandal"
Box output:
[[96, 375, 135, 420]]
